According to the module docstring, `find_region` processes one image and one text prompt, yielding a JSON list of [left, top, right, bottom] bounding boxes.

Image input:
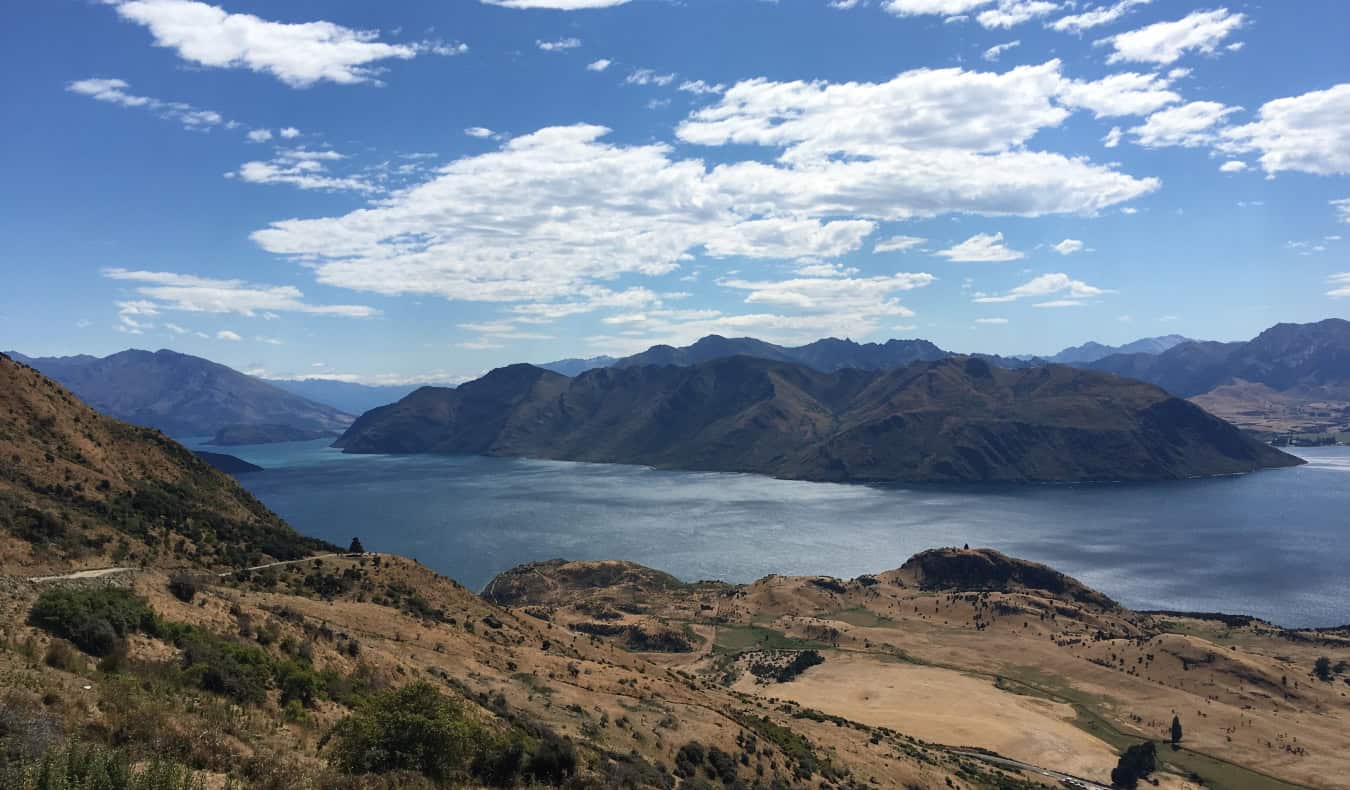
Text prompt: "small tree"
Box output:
[[1170, 715, 1182, 748], [1314, 656, 1333, 682], [1111, 742, 1157, 789], [168, 572, 200, 603], [348, 537, 365, 555]]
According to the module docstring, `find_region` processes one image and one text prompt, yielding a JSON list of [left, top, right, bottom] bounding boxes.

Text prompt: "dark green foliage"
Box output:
[[178, 632, 273, 705], [328, 682, 490, 782], [279, 663, 324, 708], [28, 587, 158, 657], [0, 741, 202, 790], [750, 650, 825, 683], [167, 572, 200, 603], [1110, 741, 1157, 789], [674, 742, 706, 779], [1170, 715, 1182, 746], [706, 746, 737, 783], [524, 733, 576, 785], [348, 537, 364, 554], [1314, 656, 1333, 681]]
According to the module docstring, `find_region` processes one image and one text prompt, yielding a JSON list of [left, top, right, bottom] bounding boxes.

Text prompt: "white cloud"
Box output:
[[1219, 160, 1247, 173], [933, 232, 1024, 262], [1130, 100, 1240, 148], [883, 0, 994, 16], [465, 126, 495, 138], [626, 68, 675, 86], [1101, 9, 1245, 65], [1333, 198, 1350, 224], [246, 128, 273, 142], [586, 58, 612, 72], [1327, 273, 1350, 299], [233, 147, 375, 192], [103, 268, 377, 317], [216, 330, 242, 341], [874, 235, 927, 253], [107, 0, 428, 87], [975, 317, 1009, 324], [256, 336, 284, 345], [1103, 126, 1122, 147], [983, 40, 1021, 61], [482, 0, 630, 7], [1057, 71, 1181, 117], [536, 37, 581, 51], [1218, 84, 1350, 176], [1048, 0, 1151, 33], [679, 80, 726, 95], [1051, 238, 1084, 255], [66, 77, 225, 130], [279, 126, 301, 138], [977, 1, 1059, 30], [164, 322, 189, 334], [973, 272, 1111, 303], [719, 273, 934, 316]]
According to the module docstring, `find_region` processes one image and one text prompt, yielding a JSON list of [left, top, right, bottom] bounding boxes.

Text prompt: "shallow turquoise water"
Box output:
[[195, 439, 1350, 628]]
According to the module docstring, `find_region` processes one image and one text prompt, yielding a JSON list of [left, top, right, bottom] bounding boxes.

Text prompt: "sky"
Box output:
[[2, 0, 1348, 385]]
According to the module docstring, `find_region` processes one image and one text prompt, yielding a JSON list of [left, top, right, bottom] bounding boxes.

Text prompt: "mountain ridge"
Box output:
[[337, 354, 1301, 483]]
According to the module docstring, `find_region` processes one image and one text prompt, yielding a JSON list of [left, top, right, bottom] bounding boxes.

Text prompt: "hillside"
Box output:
[[0, 353, 331, 573], [483, 549, 1350, 790], [208, 423, 337, 446], [0, 353, 1021, 790], [8, 349, 353, 437], [1084, 319, 1350, 437], [337, 355, 1301, 482]]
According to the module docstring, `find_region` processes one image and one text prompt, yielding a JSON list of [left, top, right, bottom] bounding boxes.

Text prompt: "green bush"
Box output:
[[327, 682, 488, 782], [0, 741, 203, 790], [178, 632, 273, 705], [28, 587, 158, 657], [1111, 741, 1157, 789]]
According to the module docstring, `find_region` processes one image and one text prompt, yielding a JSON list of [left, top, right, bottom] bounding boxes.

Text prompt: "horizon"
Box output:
[[3, 1, 1348, 385]]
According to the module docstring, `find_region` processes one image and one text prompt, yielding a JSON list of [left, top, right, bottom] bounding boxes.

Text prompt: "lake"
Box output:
[[194, 439, 1350, 628]]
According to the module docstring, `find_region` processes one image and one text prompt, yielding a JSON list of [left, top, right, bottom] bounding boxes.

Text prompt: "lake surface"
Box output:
[[195, 439, 1350, 628]]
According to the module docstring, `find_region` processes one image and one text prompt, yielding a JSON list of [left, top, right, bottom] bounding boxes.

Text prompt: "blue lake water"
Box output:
[[193, 439, 1350, 628]]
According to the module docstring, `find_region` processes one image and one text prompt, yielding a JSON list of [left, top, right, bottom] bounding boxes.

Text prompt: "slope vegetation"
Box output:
[[337, 355, 1300, 482]]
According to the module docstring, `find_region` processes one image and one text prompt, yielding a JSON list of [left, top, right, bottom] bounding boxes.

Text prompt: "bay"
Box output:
[[197, 439, 1350, 628]]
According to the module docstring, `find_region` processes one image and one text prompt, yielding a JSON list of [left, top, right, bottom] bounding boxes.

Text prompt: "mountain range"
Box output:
[[7, 349, 353, 438], [261, 377, 420, 416], [337, 354, 1299, 482], [1043, 334, 1192, 364]]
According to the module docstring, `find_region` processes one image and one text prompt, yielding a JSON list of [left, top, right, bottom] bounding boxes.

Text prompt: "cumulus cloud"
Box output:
[[933, 232, 1024, 262], [1056, 71, 1181, 118], [976, 1, 1059, 30], [216, 329, 242, 341], [1101, 9, 1245, 65], [586, 58, 612, 71], [279, 126, 301, 138], [465, 126, 496, 138], [1218, 84, 1350, 176], [1051, 238, 1084, 255], [972, 272, 1110, 304], [1130, 100, 1241, 148], [66, 77, 225, 129], [882, 0, 1057, 29], [246, 128, 273, 142], [1219, 160, 1247, 173], [103, 268, 377, 317], [106, 0, 435, 87]]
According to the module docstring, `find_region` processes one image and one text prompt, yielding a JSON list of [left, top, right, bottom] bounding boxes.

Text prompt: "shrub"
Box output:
[[1314, 656, 1333, 682], [1110, 741, 1157, 789], [28, 588, 158, 657], [167, 573, 200, 604], [178, 632, 272, 705], [0, 741, 203, 790], [327, 682, 488, 782]]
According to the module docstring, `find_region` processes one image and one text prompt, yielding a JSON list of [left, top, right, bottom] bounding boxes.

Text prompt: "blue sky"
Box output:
[[2, 0, 1348, 384]]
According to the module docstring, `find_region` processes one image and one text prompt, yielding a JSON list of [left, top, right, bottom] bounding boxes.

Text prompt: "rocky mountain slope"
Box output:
[[336, 355, 1301, 482], [8, 349, 353, 437], [1085, 319, 1350, 436], [0, 353, 331, 572], [262, 377, 420, 416], [1046, 334, 1191, 365]]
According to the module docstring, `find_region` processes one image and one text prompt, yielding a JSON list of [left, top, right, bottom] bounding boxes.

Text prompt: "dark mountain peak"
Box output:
[[12, 348, 352, 436], [340, 352, 1299, 483]]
